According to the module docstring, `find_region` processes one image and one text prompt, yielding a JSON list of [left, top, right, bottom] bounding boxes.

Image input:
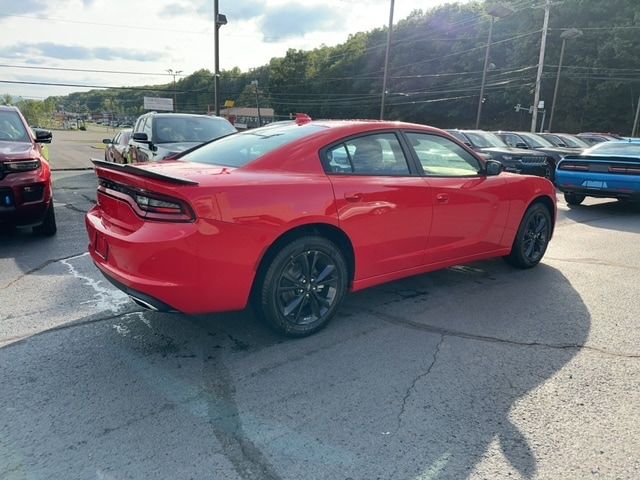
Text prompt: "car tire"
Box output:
[[504, 202, 551, 269], [256, 236, 348, 337], [564, 193, 585, 206], [33, 203, 57, 236]]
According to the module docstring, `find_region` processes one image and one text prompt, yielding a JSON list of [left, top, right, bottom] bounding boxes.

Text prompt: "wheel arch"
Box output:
[[528, 194, 556, 238], [252, 223, 356, 296]]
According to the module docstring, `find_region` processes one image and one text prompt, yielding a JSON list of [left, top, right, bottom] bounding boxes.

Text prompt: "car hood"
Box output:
[[534, 147, 580, 156], [0, 141, 38, 161], [479, 147, 543, 157]]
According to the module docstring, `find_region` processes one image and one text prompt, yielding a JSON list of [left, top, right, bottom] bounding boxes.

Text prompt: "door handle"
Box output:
[[344, 192, 363, 202], [436, 193, 449, 203]]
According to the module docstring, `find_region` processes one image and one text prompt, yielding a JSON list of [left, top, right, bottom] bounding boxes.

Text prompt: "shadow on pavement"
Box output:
[[0, 259, 590, 479], [562, 199, 640, 233]]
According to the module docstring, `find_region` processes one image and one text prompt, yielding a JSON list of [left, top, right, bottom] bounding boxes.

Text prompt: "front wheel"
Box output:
[[504, 203, 551, 269], [256, 236, 348, 337], [564, 192, 585, 206]]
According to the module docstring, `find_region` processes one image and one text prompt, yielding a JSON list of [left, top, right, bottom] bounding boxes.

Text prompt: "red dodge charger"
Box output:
[[86, 118, 556, 336]]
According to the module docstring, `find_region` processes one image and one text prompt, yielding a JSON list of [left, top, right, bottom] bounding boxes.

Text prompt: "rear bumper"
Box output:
[[556, 171, 640, 199], [85, 206, 256, 314]]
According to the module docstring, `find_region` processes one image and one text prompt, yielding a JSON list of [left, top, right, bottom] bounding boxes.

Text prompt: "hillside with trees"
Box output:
[[11, 0, 640, 133]]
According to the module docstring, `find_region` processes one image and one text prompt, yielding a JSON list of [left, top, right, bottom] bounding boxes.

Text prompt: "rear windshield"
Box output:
[[0, 111, 30, 142], [585, 142, 640, 157], [181, 124, 327, 168], [154, 116, 236, 144]]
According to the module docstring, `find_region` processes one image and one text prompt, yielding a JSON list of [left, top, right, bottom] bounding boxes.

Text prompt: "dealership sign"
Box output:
[[143, 97, 174, 111]]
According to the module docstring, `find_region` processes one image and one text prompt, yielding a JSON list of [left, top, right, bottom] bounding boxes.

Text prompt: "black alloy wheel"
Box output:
[[505, 202, 551, 269], [564, 192, 585, 206], [257, 236, 348, 337]]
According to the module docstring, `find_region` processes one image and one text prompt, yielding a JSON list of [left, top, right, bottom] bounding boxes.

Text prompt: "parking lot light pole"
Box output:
[[251, 80, 262, 127], [548, 28, 582, 132], [213, 0, 227, 117], [166, 68, 182, 112], [531, 0, 551, 132], [475, 4, 513, 129]]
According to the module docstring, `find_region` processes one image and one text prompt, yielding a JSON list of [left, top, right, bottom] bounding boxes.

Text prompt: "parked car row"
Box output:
[[102, 112, 236, 164]]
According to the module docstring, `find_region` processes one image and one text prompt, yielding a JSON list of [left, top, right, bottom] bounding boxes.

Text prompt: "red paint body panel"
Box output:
[[85, 120, 556, 315]]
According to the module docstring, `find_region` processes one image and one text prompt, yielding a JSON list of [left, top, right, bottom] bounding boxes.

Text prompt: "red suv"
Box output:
[[0, 106, 56, 235]]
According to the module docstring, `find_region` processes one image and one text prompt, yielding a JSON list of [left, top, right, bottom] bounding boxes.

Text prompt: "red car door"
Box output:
[[324, 132, 433, 280], [403, 132, 510, 265]]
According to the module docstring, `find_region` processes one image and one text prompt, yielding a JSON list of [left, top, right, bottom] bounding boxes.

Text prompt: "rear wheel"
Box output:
[[256, 236, 348, 337], [564, 192, 585, 206], [505, 202, 551, 269], [33, 203, 57, 236]]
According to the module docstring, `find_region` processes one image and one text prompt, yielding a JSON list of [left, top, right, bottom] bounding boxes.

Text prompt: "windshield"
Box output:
[[463, 131, 508, 148], [557, 134, 590, 148], [585, 142, 640, 157], [0, 111, 30, 142], [518, 132, 554, 148], [154, 116, 236, 144], [181, 124, 327, 167]]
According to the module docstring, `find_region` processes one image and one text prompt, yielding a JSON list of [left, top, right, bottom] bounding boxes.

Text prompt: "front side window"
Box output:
[[324, 133, 410, 176], [519, 132, 554, 148], [0, 111, 30, 142], [501, 133, 524, 148], [406, 133, 481, 177]]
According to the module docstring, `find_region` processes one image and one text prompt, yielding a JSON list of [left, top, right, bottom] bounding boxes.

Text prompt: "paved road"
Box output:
[[48, 124, 114, 170], [1, 138, 639, 479]]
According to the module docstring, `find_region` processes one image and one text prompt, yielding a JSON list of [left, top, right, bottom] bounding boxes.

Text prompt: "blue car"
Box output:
[[556, 140, 640, 205]]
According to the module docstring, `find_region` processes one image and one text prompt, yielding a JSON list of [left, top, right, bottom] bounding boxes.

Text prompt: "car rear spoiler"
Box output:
[[91, 159, 199, 186]]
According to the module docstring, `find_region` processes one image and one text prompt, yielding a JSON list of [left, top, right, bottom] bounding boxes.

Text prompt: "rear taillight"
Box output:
[[98, 178, 195, 222], [559, 163, 589, 171], [609, 166, 640, 174]]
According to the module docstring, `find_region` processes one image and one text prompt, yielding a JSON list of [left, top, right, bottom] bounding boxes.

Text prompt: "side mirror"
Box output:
[[102, 138, 112, 144], [516, 142, 528, 149], [485, 160, 503, 176], [132, 132, 151, 143], [34, 129, 52, 144]]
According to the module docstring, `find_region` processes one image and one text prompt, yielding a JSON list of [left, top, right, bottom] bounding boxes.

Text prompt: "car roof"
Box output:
[[0, 105, 19, 112]]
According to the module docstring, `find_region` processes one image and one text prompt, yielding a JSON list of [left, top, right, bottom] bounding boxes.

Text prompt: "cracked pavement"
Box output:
[[1, 135, 640, 479]]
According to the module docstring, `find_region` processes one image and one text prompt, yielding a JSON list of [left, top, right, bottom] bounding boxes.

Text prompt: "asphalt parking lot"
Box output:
[[1, 132, 639, 479]]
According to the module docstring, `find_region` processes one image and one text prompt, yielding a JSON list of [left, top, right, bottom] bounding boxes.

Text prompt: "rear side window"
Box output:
[[181, 124, 327, 167], [324, 133, 410, 176]]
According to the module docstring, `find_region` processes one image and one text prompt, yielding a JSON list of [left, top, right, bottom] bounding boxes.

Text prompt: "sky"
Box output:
[[0, 0, 457, 100]]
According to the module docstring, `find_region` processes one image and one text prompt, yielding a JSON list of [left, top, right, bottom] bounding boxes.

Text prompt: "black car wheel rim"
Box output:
[[523, 212, 548, 262], [276, 250, 339, 325]]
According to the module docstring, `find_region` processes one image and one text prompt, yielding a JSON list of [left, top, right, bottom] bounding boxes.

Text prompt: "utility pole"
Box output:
[[166, 68, 182, 112], [251, 80, 262, 127], [548, 28, 582, 132], [476, 4, 513, 129], [632, 95, 640, 137], [379, 0, 395, 120], [213, 0, 227, 116], [531, 0, 551, 133]]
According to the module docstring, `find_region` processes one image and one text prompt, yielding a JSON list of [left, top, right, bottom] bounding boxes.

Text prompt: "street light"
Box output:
[[166, 68, 183, 112], [251, 80, 262, 127], [475, 3, 513, 129], [213, 0, 228, 116], [547, 28, 582, 132]]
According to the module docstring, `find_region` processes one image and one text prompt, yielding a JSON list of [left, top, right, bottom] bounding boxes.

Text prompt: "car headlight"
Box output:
[[5, 160, 41, 172]]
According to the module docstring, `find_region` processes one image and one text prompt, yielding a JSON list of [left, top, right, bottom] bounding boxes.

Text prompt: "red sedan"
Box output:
[[86, 118, 556, 336]]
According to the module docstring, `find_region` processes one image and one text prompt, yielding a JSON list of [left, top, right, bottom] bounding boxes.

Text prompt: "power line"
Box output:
[[0, 63, 186, 77]]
